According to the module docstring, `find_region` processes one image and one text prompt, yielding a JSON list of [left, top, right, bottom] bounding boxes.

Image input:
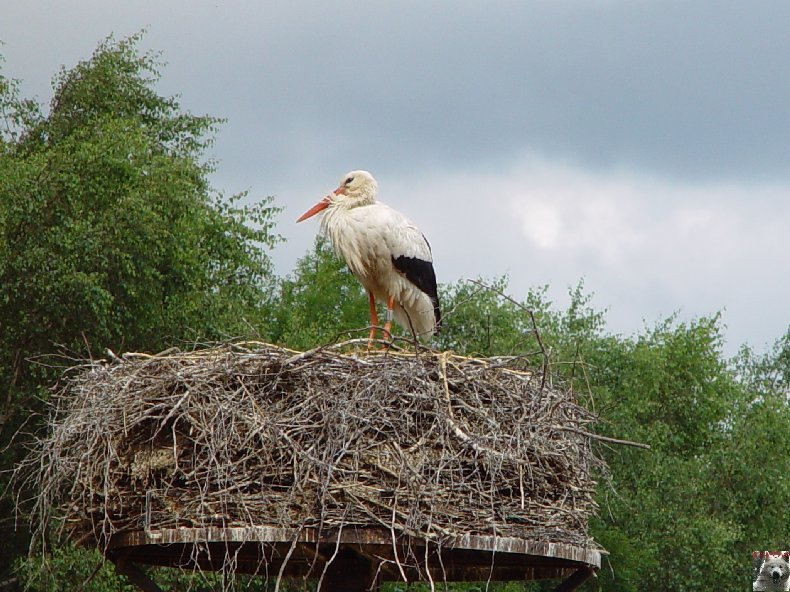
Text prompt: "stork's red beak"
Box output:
[[296, 196, 331, 222]]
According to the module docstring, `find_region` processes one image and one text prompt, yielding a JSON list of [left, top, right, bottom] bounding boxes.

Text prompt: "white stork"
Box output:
[[297, 170, 441, 343]]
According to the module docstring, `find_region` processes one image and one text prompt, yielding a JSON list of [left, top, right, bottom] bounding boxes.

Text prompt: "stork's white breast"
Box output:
[[321, 202, 432, 288]]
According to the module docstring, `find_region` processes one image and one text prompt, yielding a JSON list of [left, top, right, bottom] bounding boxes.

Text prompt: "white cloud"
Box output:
[[505, 162, 644, 264]]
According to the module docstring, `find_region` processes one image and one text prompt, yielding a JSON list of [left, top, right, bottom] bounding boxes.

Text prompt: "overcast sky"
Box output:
[[3, 1, 789, 355]]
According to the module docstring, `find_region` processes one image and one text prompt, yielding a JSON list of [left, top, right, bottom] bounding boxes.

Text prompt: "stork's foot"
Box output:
[[366, 325, 394, 352]]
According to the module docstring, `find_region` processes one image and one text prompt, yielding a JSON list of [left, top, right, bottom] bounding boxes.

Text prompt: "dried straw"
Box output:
[[20, 340, 606, 555]]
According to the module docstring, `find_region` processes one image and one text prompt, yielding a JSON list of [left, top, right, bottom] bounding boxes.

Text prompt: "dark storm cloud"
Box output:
[[204, 0, 790, 183], [6, 1, 788, 183]]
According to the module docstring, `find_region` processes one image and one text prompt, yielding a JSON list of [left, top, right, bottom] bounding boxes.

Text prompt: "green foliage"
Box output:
[[434, 276, 539, 356], [14, 544, 137, 592], [269, 236, 371, 349], [576, 315, 788, 591], [0, 34, 279, 362], [0, 64, 41, 146], [15, 543, 289, 592], [720, 331, 790, 552]]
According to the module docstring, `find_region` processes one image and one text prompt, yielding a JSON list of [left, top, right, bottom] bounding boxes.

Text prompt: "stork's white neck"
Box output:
[[350, 179, 378, 202], [332, 186, 378, 210]]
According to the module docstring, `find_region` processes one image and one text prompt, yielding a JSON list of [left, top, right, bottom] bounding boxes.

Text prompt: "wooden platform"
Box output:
[[106, 526, 601, 591]]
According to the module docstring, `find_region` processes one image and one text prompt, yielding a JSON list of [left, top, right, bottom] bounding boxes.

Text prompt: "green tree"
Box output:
[[0, 33, 279, 579], [434, 276, 539, 356], [720, 331, 790, 553], [574, 317, 779, 591], [16, 542, 284, 592]]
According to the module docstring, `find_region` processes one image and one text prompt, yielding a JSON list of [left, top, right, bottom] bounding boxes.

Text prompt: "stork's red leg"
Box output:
[[383, 295, 395, 341], [367, 291, 379, 347]]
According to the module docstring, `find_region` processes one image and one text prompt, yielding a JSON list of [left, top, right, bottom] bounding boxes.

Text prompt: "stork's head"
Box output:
[[296, 170, 378, 222], [333, 170, 377, 201]]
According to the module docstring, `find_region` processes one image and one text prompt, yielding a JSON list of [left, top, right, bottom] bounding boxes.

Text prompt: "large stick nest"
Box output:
[[23, 341, 606, 553]]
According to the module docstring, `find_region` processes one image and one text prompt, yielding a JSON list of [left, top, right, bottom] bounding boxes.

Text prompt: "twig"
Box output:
[[554, 425, 651, 450], [467, 279, 550, 388]]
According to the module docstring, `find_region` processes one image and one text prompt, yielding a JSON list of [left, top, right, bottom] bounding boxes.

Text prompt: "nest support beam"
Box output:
[[110, 550, 382, 592], [111, 550, 594, 592], [111, 556, 164, 592], [552, 565, 597, 592], [320, 547, 381, 591], [106, 527, 600, 592]]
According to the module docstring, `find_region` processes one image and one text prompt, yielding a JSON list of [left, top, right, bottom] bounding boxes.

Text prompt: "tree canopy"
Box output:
[[1, 35, 788, 592]]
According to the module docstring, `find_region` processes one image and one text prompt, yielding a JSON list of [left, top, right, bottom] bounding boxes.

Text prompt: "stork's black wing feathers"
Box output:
[[391, 252, 442, 330]]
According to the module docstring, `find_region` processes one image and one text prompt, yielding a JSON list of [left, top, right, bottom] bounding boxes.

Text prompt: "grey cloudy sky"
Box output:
[[3, 1, 789, 354]]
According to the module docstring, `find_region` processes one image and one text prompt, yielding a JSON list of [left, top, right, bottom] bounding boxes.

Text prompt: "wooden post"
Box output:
[[553, 566, 596, 592], [320, 547, 379, 591], [112, 556, 165, 592]]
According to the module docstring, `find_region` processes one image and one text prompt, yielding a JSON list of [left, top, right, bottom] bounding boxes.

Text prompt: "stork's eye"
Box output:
[[345, 176, 354, 185]]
